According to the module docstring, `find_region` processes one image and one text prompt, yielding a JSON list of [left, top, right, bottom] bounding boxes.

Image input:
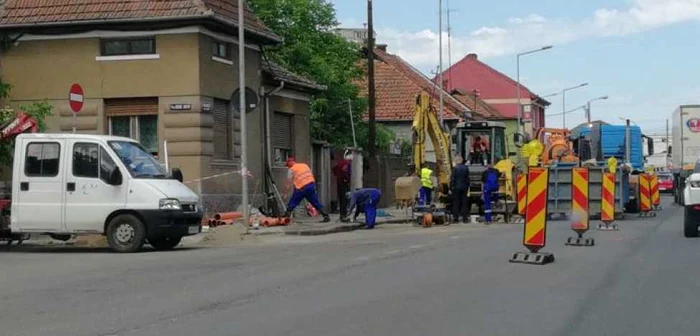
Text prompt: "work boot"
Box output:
[[282, 209, 292, 218], [320, 212, 331, 223]]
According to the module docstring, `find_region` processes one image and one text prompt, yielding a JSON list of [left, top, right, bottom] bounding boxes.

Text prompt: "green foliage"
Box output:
[[248, 0, 393, 152], [0, 102, 53, 168]]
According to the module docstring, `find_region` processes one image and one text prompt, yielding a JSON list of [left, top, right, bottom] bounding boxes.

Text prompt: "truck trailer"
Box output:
[[670, 105, 700, 205]]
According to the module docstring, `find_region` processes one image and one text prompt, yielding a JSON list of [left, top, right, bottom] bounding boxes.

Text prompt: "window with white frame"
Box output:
[[101, 38, 156, 56]]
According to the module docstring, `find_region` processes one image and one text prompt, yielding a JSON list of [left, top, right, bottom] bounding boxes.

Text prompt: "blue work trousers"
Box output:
[[419, 187, 432, 205], [288, 183, 324, 212], [359, 191, 382, 228], [483, 184, 499, 222]]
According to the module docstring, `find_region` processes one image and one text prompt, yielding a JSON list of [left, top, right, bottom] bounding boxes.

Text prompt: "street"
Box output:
[[0, 196, 697, 336]]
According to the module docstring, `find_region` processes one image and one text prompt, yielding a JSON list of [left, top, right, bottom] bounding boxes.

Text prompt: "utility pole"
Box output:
[[366, 0, 376, 160], [238, 0, 249, 229], [438, 0, 444, 126], [446, 0, 453, 92]]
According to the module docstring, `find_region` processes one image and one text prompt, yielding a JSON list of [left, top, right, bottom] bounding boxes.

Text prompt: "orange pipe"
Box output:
[[261, 217, 291, 227], [214, 212, 243, 221]]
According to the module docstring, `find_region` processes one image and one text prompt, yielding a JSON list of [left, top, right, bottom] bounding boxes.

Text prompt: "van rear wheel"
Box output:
[[149, 236, 182, 251], [106, 214, 146, 253]]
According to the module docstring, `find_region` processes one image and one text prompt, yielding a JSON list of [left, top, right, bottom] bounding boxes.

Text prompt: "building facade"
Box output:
[[0, 0, 324, 214]]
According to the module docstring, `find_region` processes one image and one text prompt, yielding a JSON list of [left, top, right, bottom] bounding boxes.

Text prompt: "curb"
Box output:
[[283, 217, 413, 236]]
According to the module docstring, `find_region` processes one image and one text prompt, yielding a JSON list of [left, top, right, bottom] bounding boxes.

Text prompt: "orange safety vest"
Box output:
[[290, 163, 315, 189]]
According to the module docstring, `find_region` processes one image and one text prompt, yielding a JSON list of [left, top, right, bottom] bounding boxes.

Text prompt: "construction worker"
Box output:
[[332, 152, 352, 218], [419, 165, 433, 205], [341, 188, 382, 229], [284, 156, 331, 222], [450, 155, 471, 223], [482, 160, 502, 224]]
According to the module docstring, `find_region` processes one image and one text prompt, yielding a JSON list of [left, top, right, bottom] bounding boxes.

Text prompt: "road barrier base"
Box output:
[[639, 211, 657, 218], [565, 236, 595, 246], [597, 223, 619, 231], [509, 215, 525, 224], [508, 251, 555, 265], [654, 205, 663, 211]]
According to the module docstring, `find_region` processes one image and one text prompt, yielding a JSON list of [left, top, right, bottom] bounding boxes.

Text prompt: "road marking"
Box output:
[[450, 235, 461, 239], [355, 256, 370, 262], [385, 249, 401, 255], [409, 244, 425, 249]]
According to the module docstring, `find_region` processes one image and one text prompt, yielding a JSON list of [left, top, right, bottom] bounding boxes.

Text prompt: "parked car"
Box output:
[[658, 173, 673, 193]]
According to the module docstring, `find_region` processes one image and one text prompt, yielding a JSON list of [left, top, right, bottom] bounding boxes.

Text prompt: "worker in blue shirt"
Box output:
[[482, 161, 502, 224], [341, 188, 382, 229]]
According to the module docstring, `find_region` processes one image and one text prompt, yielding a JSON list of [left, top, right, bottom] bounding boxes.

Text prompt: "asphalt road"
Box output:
[[1, 195, 697, 336]]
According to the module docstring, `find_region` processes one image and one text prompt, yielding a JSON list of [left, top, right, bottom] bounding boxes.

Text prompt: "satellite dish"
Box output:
[[231, 87, 259, 113]]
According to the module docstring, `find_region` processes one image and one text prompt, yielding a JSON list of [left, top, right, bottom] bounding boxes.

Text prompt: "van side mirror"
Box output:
[[172, 168, 183, 183], [107, 167, 122, 186], [668, 146, 672, 156], [647, 137, 654, 156]]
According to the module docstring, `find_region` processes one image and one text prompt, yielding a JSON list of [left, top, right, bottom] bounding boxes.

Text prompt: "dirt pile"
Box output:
[[198, 223, 260, 247]]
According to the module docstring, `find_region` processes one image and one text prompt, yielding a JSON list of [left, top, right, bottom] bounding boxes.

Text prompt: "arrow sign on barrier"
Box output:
[[566, 167, 594, 246], [650, 174, 661, 210], [599, 172, 618, 230], [639, 173, 656, 217], [516, 173, 527, 216], [509, 167, 554, 265]]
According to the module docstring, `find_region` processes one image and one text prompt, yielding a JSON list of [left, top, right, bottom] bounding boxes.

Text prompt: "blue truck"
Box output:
[[576, 123, 654, 213]]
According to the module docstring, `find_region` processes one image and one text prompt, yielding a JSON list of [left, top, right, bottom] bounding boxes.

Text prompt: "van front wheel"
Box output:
[[106, 214, 146, 253], [149, 236, 182, 251]]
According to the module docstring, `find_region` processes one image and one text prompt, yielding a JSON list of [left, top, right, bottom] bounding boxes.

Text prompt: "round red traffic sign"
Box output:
[[69, 83, 84, 113]]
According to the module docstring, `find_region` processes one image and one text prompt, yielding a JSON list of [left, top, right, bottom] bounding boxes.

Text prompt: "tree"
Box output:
[[248, 0, 395, 152]]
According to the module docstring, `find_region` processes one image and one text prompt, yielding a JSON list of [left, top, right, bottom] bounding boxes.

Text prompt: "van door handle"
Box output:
[[67, 182, 75, 192], [20, 182, 28, 191]]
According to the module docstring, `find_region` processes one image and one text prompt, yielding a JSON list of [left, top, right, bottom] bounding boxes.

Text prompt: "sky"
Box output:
[[330, 0, 700, 135]]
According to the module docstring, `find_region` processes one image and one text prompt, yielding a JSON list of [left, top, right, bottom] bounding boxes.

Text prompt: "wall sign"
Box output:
[[170, 104, 192, 111]]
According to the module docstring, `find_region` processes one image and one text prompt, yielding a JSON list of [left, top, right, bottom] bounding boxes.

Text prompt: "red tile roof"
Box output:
[[358, 48, 495, 122], [449, 88, 502, 119], [0, 0, 279, 42], [439, 53, 550, 118]]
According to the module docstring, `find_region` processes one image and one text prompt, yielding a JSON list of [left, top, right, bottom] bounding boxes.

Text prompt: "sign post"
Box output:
[[69, 83, 84, 133], [509, 167, 554, 265], [566, 167, 595, 246], [598, 172, 619, 230]]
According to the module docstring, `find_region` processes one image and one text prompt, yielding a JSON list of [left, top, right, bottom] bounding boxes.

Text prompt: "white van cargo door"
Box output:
[[15, 139, 66, 232], [64, 141, 126, 232]]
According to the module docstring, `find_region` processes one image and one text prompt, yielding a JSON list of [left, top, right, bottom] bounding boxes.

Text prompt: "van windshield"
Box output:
[[108, 141, 167, 178]]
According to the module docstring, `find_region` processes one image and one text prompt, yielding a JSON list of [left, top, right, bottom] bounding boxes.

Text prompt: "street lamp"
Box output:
[[516, 45, 553, 163], [542, 92, 559, 99], [585, 95, 609, 126], [561, 82, 589, 128]]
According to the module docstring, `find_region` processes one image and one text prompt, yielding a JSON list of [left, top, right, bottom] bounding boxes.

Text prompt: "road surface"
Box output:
[[1, 196, 697, 336]]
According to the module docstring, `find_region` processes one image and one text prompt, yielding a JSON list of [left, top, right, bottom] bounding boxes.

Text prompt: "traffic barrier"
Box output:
[[566, 168, 595, 246], [639, 173, 656, 217], [509, 167, 554, 265], [516, 173, 527, 216], [651, 174, 662, 210], [598, 172, 619, 230]]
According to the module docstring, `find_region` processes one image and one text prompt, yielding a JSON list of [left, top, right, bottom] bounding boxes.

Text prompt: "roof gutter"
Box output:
[[0, 13, 282, 44]]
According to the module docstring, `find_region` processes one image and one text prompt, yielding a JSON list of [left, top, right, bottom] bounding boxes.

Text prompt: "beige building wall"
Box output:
[[0, 31, 306, 213]]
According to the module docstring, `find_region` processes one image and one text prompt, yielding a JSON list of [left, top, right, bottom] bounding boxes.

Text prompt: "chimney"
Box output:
[[467, 53, 478, 59], [376, 44, 387, 52]]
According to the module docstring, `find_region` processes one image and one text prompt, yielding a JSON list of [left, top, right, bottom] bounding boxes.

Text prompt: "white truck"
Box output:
[[0, 131, 203, 252], [669, 105, 700, 237]]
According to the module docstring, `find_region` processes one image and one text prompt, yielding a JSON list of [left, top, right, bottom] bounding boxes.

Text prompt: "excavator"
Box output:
[[394, 91, 518, 224], [0, 110, 38, 245]]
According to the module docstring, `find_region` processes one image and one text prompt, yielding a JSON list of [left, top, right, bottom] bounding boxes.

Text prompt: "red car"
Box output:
[[658, 173, 673, 193]]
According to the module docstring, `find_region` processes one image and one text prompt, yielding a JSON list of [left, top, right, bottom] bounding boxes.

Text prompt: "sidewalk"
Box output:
[[283, 208, 413, 236]]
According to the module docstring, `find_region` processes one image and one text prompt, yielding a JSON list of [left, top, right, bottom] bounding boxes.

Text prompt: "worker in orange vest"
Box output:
[[284, 156, 331, 222]]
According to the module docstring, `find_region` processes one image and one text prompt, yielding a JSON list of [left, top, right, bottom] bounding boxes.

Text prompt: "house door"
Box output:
[[14, 139, 66, 232]]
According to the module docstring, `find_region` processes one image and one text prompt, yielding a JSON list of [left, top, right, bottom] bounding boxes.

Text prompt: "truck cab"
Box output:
[[7, 133, 203, 252], [682, 158, 700, 237]]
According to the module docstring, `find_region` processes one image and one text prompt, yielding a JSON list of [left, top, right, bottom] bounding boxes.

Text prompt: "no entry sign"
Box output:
[[69, 83, 84, 113]]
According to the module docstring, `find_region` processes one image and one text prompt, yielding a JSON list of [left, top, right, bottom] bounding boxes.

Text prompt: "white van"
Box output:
[[5, 133, 203, 252]]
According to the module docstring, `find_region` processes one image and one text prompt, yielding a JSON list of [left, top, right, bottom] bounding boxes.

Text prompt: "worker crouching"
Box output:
[[341, 188, 382, 229], [284, 156, 331, 223]]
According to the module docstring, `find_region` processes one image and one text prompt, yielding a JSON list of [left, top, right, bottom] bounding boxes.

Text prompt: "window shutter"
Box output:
[[212, 99, 231, 160], [272, 112, 293, 149], [104, 97, 158, 116]]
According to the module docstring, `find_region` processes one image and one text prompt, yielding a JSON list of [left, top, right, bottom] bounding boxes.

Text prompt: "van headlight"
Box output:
[[690, 181, 700, 188], [159, 198, 182, 210]]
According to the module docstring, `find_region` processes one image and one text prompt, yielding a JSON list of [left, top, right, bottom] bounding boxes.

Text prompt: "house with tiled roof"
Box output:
[[440, 53, 551, 150], [0, 0, 327, 213], [357, 46, 500, 162]]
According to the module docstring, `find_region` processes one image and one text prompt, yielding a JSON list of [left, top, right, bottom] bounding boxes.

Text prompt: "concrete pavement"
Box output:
[[1, 196, 698, 336]]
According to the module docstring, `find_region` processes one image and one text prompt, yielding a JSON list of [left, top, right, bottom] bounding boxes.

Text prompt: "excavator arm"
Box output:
[[0, 112, 38, 142], [411, 91, 452, 190]]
